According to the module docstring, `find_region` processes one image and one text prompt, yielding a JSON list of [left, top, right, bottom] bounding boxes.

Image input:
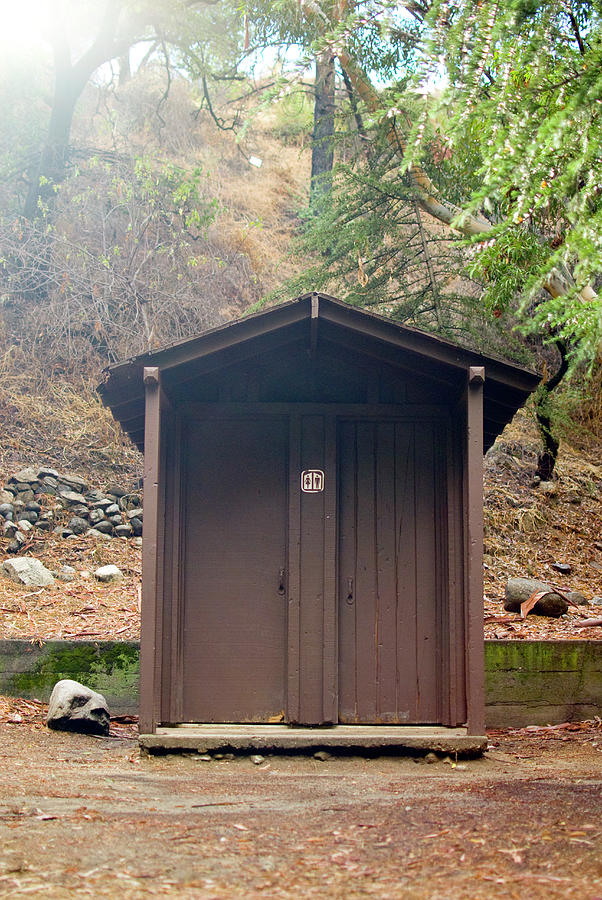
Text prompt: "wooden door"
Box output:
[[181, 417, 288, 723], [338, 420, 444, 724]]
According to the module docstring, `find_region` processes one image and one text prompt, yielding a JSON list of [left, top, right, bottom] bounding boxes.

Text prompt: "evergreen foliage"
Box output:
[[407, 0, 602, 364]]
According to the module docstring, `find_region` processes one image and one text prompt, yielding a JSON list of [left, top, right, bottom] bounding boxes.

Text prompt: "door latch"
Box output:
[[278, 567, 286, 596], [346, 577, 354, 605]]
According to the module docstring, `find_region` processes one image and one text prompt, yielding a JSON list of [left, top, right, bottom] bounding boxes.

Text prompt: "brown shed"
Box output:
[[99, 292, 539, 753]]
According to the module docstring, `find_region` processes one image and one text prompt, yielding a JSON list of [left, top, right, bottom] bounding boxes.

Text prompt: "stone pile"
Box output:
[[0, 466, 142, 551]]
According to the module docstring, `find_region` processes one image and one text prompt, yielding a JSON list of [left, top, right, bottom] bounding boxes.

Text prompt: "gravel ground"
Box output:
[[0, 721, 600, 898]]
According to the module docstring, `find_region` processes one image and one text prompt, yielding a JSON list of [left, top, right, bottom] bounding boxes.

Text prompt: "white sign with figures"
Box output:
[[301, 470, 325, 493]]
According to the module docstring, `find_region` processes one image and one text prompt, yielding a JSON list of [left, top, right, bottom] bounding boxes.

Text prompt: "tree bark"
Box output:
[[24, 71, 84, 220], [534, 339, 569, 480], [310, 49, 336, 209], [23, 0, 133, 220]]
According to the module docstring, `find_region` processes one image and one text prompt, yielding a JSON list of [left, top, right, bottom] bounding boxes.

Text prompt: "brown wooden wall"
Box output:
[[140, 400, 470, 731]]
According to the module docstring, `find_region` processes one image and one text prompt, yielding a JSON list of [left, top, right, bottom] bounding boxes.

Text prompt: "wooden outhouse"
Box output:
[[99, 293, 539, 752]]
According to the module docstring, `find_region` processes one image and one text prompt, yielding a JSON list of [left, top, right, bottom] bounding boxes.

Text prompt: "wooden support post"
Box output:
[[309, 293, 319, 359], [140, 367, 163, 734], [465, 366, 485, 735]]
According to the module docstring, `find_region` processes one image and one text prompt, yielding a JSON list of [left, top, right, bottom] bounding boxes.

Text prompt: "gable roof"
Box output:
[[98, 292, 540, 452]]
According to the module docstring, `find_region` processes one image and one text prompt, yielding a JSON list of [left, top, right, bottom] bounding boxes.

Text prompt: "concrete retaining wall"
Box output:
[[484, 639, 602, 728], [0, 639, 600, 727], [0, 640, 139, 716]]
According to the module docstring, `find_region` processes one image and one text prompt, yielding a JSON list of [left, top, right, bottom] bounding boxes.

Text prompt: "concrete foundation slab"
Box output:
[[140, 724, 487, 756]]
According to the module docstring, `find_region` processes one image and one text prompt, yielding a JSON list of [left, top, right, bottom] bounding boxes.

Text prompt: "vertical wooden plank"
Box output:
[[465, 369, 486, 734], [168, 413, 184, 723], [322, 415, 338, 723], [434, 421, 450, 725], [140, 367, 163, 735], [375, 422, 398, 721], [337, 421, 357, 722], [287, 414, 302, 722], [447, 412, 467, 726], [395, 423, 417, 722], [298, 414, 328, 724], [354, 422, 377, 722], [414, 421, 439, 722]]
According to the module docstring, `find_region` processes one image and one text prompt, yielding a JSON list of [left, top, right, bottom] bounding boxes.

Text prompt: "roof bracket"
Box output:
[[469, 366, 485, 385]]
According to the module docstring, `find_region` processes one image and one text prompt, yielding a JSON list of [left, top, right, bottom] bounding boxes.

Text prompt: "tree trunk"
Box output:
[[535, 339, 569, 480], [24, 70, 81, 220], [310, 49, 336, 209]]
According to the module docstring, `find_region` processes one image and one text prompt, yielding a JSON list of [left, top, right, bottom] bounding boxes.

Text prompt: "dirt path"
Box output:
[[0, 724, 600, 898]]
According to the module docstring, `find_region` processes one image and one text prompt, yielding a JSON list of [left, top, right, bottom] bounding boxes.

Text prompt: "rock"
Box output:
[[37, 467, 60, 480], [104, 503, 120, 516], [59, 490, 87, 506], [58, 565, 76, 583], [504, 577, 569, 618], [424, 752, 439, 764], [68, 516, 89, 535], [105, 483, 127, 498], [114, 524, 133, 538], [3, 521, 18, 537], [46, 680, 110, 736], [132, 537, 143, 548], [592, 596, 602, 605], [86, 528, 112, 541], [36, 519, 52, 532], [86, 489, 106, 502], [0, 490, 15, 504], [551, 562, 572, 574], [2, 557, 55, 587], [53, 526, 74, 538], [314, 750, 332, 761], [250, 754, 265, 765], [567, 591, 588, 606], [130, 517, 143, 536], [16, 520, 34, 533], [90, 499, 114, 510], [538, 480, 557, 496], [89, 509, 106, 526], [94, 564, 123, 583], [93, 520, 114, 535], [16, 490, 35, 503], [25, 501, 42, 513], [58, 473, 88, 492], [17, 510, 38, 524], [127, 508, 143, 521], [12, 467, 39, 484], [0, 503, 14, 520]]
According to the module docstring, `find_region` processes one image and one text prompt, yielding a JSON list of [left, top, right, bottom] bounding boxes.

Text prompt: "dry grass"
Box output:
[[0, 360, 141, 486], [201, 129, 311, 311]]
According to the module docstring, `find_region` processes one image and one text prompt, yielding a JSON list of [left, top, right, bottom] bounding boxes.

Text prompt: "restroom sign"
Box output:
[[301, 469, 325, 493]]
